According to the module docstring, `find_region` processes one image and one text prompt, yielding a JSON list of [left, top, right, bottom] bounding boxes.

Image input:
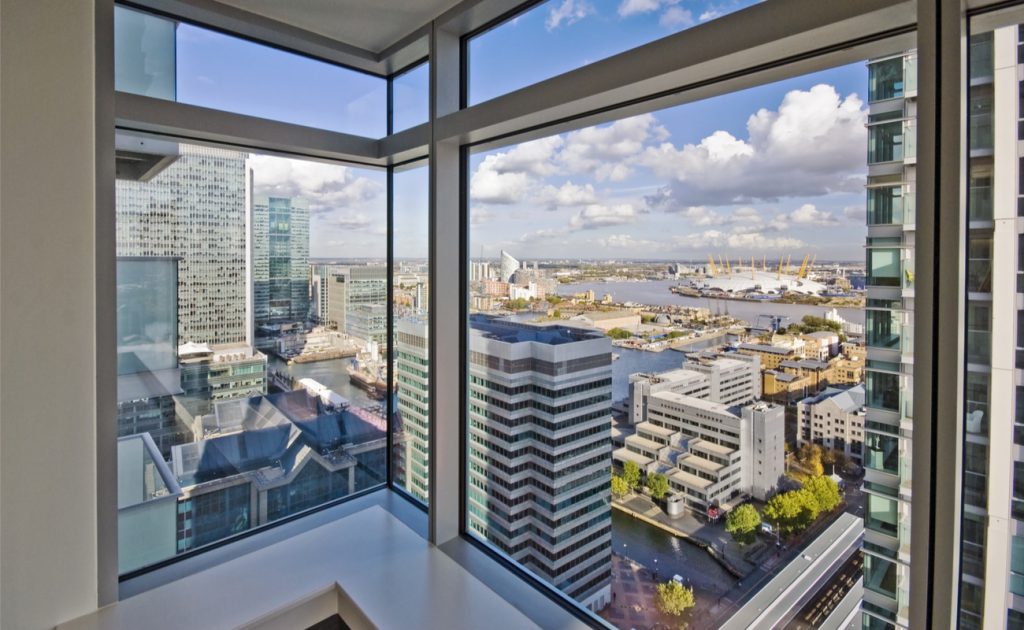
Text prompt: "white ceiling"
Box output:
[[210, 0, 464, 53]]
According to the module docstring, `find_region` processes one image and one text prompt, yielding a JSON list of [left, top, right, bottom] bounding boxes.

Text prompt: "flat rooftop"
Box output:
[[613, 447, 654, 467], [689, 438, 734, 456], [624, 434, 665, 453], [469, 314, 604, 345], [677, 452, 726, 473], [670, 468, 714, 490], [652, 390, 739, 416]]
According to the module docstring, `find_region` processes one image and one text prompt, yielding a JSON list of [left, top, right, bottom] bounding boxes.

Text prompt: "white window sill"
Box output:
[[58, 503, 548, 630]]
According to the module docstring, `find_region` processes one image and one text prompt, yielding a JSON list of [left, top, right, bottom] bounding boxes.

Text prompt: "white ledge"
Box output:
[[58, 506, 541, 630]]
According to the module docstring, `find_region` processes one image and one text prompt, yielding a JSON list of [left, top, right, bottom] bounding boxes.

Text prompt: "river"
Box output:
[[611, 509, 735, 594], [556, 279, 864, 327]]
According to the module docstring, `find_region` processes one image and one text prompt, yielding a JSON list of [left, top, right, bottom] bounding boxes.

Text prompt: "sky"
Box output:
[[162, 0, 870, 262]]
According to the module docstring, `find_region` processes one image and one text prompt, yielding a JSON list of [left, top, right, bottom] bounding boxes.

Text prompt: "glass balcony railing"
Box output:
[[967, 259, 992, 292], [966, 330, 992, 364], [904, 55, 918, 94], [969, 114, 993, 151], [968, 186, 993, 220], [970, 35, 994, 79], [903, 121, 917, 160]]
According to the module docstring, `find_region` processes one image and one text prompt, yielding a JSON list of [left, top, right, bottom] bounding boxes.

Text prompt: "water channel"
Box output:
[[557, 279, 865, 327]]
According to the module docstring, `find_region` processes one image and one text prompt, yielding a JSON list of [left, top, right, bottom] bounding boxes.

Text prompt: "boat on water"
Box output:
[[347, 360, 387, 399]]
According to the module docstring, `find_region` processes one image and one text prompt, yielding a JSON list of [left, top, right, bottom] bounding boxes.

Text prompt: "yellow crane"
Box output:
[[786, 254, 792, 275], [777, 256, 783, 280], [796, 254, 810, 280], [707, 254, 717, 277], [808, 253, 817, 278]]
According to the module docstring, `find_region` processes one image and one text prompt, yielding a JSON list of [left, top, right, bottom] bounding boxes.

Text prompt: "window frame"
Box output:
[[100, 1, 1001, 628]]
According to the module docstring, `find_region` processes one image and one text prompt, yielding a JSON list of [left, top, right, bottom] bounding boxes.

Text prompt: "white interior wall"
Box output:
[[1, 1, 101, 627]]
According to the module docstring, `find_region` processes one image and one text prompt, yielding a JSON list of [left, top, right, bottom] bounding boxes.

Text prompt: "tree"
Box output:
[[552, 309, 562, 318], [647, 473, 670, 501], [611, 474, 630, 499], [622, 460, 642, 492], [793, 488, 821, 530], [656, 581, 696, 617], [804, 475, 842, 513], [545, 295, 563, 305], [607, 327, 633, 340], [798, 443, 824, 476], [763, 492, 803, 535], [725, 504, 762, 545]]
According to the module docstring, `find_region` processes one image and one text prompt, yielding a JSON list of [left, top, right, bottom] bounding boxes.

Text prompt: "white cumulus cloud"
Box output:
[[249, 155, 383, 216], [787, 203, 839, 225], [559, 114, 668, 181], [569, 203, 640, 230], [547, 0, 594, 30], [659, 6, 693, 28], [638, 84, 866, 206], [537, 181, 599, 209]]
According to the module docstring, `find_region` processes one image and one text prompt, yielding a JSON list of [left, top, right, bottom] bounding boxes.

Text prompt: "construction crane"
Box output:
[[707, 254, 717, 277]]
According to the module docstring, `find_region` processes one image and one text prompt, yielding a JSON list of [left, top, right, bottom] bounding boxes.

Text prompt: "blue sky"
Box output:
[[165, 0, 868, 261]]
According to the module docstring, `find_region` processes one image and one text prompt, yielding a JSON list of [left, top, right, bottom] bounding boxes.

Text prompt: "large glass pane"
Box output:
[[467, 0, 761, 105], [467, 60, 876, 626], [114, 5, 386, 136], [392, 161, 430, 502], [114, 6, 176, 100], [391, 62, 429, 133], [868, 57, 904, 102], [115, 133, 387, 572], [868, 249, 901, 287]]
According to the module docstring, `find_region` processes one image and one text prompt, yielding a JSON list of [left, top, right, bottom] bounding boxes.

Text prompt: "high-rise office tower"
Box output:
[[466, 315, 613, 611], [326, 266, 388, 343], [252, 196, 310, 328], [394, 318, 429, 501], [116, 144, 250, 345], [310, 264, 332, 324], [958, 25, 1024, 629], [862, 50, 918, 629], [499, 249, 519, 283]]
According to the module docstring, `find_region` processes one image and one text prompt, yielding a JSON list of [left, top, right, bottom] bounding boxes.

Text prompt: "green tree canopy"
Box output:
[[611, 474, 630, 499], [725, 504, 762, 545], [647, 473, 670, 501], [656, 581, 696, 617], [764, 488, 823, 535], [804, 475, 842, 514], [607, 327, 633, 340], [622, 460, 642, 491]]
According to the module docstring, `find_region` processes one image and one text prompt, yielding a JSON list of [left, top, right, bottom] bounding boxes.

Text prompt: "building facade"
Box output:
[[466, 316, 613, 611], [618, 394, 784, 511], [252, 196, 310, 328], [796, 384, 866, 466], [394, 318, 430, 502], [862, 49, 918, 629], [326, 266, 388, 343], [116, 144, 251, 345]]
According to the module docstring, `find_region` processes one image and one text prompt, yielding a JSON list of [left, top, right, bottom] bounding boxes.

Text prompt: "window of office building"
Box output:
[[466, 0, 761, 105], [114, 5, 387, 136], [466, 56, 881, 626], [114, 132, 387, 574]]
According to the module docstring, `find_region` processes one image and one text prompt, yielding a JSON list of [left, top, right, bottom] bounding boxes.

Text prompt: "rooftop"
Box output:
[[469, 314, 605, 345], [738, 343, 796, 355]]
